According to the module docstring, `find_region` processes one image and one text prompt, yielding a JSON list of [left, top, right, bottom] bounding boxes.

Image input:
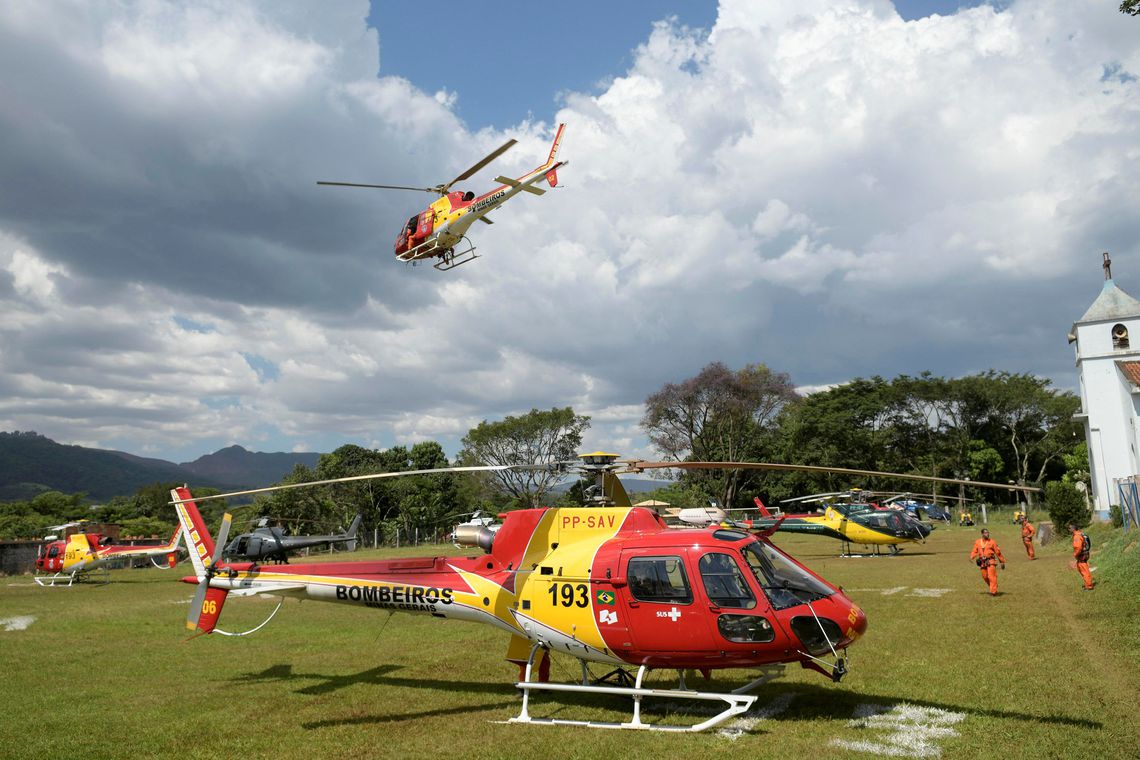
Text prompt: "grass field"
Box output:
[[1, 518, 1137, 759]]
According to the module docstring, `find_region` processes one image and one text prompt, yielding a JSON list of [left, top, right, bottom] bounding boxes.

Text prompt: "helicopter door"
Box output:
[[619, 553, 701, 651], [696, 550, 786, 649]]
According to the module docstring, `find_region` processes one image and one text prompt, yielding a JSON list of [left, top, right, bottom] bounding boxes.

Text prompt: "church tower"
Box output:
[[1068, 253, 1140, 516]]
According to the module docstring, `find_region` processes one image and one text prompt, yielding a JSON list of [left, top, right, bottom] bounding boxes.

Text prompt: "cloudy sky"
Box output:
[[1, 0, 1137, 465]]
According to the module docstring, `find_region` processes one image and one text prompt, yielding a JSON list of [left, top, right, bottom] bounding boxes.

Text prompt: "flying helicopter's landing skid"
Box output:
[[432, 237, 477, 271], [507, 646, 757, 732]]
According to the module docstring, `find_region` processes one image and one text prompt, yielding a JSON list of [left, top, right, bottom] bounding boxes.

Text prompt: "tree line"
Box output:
[[0, 365, 1089, 541]]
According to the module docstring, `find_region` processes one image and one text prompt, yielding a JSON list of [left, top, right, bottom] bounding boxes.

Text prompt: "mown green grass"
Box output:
[[1, 520, 1137, 759]]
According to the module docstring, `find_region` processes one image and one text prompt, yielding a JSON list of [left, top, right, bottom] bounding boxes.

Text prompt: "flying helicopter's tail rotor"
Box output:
[[185, 513, 233, 634]]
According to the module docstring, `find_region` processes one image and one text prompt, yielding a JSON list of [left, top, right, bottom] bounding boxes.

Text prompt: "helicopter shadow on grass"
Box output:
[[239, 663, 519, 729], [231, 663, 514, 696]]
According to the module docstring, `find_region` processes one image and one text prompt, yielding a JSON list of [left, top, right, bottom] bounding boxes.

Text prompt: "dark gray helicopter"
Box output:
[[222, 514, 362, 564]]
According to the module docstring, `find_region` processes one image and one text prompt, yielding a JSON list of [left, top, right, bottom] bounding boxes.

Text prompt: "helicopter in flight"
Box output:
[[318, 123, 567, 271], [170, 454, 868, 732], [221, 513, 362, 564], [34, 524, 184, 586]]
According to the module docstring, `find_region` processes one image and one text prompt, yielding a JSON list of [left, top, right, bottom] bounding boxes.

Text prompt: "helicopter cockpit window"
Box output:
[[627, 556, 693, 604], [48, 545, 59, 558], [741, 540, 835, 611], [698, 553, 756, 609]]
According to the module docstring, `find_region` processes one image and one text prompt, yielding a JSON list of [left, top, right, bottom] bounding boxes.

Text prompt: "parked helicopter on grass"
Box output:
[[169, 455, 865, 732], [221, 514, 362, 564], [619, 462, 1040, 558], [761, 492, 935, 556], [168, 455, 1038, 731], [318, 123, 566, 271], [656, 492, 932, 556], [34, 524, 184, 586], [881, 493, 954, 523]]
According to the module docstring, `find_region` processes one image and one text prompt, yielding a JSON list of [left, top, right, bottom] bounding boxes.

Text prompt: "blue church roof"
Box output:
[[1076, 279, 1140, 324]]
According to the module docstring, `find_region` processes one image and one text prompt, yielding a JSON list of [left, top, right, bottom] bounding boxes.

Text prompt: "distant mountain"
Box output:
[[0, 432, 322, 502], [180, 445, 321, 487]]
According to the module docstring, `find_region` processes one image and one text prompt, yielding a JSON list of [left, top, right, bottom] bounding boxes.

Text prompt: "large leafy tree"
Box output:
[[642, 362, 799, 507], [459, 407, 590, 508], [253, 441, 465, 542], [975, 371, 1081, 504]]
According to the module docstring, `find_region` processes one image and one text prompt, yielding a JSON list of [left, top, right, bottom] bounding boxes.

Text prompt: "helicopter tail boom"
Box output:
[[542, 122, 566, 186]]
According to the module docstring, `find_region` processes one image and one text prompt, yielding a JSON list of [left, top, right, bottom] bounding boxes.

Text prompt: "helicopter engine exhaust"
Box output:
[[452, 523, 497, 552]]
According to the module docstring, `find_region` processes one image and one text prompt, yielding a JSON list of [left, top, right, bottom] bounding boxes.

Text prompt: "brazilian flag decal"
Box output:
[[596, 590, 615, 605]]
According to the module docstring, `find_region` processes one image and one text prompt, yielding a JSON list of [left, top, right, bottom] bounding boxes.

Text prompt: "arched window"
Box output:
[[1112, 323, 1129, 349]]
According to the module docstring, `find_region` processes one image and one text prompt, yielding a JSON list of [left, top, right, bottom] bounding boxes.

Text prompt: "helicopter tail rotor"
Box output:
[[185, 512, 232, 635]]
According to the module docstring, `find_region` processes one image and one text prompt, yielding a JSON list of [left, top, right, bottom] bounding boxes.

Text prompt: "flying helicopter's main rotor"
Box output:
[[316, 137, 518, 197]]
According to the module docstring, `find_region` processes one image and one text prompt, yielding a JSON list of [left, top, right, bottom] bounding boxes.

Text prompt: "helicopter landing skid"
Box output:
[[33, 566, 109, 587], [432, 237, 478, 270], [507, 644, 761, 732]]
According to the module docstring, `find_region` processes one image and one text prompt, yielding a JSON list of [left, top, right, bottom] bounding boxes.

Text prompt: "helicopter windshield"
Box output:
[[740, 540, 835, 611]]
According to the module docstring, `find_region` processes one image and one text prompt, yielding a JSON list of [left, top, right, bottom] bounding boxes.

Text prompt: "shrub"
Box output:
[[1109, 504, 1124, 529], [1044, 481, 1089, 530]]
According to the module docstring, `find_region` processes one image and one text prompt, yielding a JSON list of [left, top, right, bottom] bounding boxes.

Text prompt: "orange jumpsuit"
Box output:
[[970, 536, 1005, 595], [1020, 520, 1036, 560], [1072, 530, 1094, 590]]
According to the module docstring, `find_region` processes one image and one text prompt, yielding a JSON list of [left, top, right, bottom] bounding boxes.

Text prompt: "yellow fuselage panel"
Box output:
[[822, 507, 903, 545], [515, 507, 628, 652]]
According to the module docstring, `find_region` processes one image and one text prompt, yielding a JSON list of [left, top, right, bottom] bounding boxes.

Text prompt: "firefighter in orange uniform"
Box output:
[[1067, 523, 1094, 591], [1018, 515, 1036, 560], [970, 528, 1005, 596]]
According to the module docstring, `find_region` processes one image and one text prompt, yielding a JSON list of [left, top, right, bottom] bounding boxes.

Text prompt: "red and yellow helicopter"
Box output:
[[318, 123, 567, 271], [34, 524, 184, 587], [170, 453, 866, 732]]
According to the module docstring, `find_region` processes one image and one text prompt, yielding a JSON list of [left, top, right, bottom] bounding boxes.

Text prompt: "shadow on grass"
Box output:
[[233, 664, 1102, 734], [302, 700, 521, 728], [232, 663, 511, 697]]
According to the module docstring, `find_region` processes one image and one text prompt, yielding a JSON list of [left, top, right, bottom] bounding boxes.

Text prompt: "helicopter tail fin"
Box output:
[[171, 487, 215, 578], [754, 496, 774, 518], [545, 123, 566, 166], [344, 514, 363, 551], [542, 123, 566, 187]]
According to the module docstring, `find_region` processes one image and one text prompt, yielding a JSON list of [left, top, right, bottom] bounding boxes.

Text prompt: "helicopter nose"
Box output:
[[787, 595, 867, 655], [846, 602, 868, 639]]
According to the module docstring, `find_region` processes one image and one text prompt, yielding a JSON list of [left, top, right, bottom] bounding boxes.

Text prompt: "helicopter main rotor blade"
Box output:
[[168, 465, 517, 505], [316, 181, 439, 193], [623, 461, 1042, 493], [439, 138, 517, 193]]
